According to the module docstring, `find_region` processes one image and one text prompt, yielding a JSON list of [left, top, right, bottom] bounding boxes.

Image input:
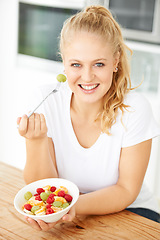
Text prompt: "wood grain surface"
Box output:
[[0, 162, 160, 240]]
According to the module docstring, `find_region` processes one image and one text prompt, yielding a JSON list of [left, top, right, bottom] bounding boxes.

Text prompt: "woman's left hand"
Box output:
[[24, 206, 76, 231]]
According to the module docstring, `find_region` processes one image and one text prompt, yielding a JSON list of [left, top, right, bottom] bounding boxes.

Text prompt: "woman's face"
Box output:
[[62, 31, 119, 105]]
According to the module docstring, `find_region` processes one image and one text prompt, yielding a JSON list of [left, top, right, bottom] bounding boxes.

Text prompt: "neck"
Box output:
[[71, 94, 103, 123]]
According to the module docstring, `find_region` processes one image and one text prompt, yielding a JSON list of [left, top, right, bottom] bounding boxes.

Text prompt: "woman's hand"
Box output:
[[17, 113, 48, 140], [24, 206, 76, 231]]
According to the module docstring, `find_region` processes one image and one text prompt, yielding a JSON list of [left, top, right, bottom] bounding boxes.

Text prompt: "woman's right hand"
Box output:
[[24, 206, 76, 231], [17, 113, 48, 140]]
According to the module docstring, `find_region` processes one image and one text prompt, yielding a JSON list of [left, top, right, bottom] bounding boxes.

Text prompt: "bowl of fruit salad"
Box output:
[[14, 178, 79, 223]]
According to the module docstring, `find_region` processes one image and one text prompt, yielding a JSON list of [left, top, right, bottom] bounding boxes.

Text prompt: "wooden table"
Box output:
[[0, 162, 160, 240]]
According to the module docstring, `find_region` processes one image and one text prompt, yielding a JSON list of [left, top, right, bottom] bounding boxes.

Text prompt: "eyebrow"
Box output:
[[94, 58, 108, 62], [68, 58, 107, 62]]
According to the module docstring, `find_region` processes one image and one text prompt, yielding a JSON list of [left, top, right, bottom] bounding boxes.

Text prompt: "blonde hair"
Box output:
[[60, 5, 132, 135]]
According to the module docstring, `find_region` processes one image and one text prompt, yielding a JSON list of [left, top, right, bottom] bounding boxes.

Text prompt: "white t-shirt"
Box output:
[[28, 81, 160, 213]]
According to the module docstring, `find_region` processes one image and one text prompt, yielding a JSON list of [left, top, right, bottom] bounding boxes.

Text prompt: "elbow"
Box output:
[[23, 169, 37, 184], [117, 185, 140, 211], [23, 171, 32, 184], [123, 192, 139, 210]]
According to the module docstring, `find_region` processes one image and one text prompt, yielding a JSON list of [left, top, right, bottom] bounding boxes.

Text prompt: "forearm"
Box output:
[[75, 184, 136, 216], [23, 137, 58, 184]]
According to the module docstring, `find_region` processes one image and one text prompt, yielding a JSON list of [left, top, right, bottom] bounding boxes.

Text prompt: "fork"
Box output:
[[17, 82, 61, 129], [27, 82, 61, 118]]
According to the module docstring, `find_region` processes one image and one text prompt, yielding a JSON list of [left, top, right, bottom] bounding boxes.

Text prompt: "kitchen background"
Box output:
[[0, 0, 160, 201]]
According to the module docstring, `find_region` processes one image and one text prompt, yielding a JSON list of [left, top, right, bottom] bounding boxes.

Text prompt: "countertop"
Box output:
[[0, 162, 160, 240]]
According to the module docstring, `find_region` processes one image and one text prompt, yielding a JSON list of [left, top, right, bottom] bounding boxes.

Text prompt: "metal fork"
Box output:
[[27, 82, 61, 118]]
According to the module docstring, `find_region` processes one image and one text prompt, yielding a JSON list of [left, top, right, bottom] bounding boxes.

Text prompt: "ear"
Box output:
[[113, 51, 120, 72]]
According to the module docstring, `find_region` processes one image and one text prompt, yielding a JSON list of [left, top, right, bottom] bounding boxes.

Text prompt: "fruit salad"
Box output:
[[22, 185, 73, 216]]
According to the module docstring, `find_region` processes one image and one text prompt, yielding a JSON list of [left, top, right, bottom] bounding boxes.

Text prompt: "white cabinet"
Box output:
[[127, 41, 160, 94]]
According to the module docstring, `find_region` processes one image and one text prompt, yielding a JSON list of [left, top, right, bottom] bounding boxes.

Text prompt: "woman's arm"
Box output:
[[18, 113, 58, 184], [22, 138, 152, 231], [75, 139, 152, 215]]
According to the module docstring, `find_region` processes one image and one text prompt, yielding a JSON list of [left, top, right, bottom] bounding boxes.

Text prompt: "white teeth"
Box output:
[[80, 84, 98, 90]]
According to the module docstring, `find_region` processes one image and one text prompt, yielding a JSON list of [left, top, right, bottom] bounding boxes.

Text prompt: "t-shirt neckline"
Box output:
[[66, 89, 104, 152]]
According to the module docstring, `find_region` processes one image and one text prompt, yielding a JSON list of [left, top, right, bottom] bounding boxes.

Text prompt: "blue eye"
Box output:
[[71, 63, 80, 67], [95, 63, 104, 67]]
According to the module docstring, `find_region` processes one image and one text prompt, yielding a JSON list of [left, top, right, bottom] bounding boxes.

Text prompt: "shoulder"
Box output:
[[121, 91, 160, 147], [123, 91, 151, 117], [124, 91, 150, 109], [123, 90, 153, 126]]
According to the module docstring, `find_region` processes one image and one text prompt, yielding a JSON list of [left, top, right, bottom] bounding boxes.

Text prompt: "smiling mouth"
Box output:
[[79, 84, 99, 90]]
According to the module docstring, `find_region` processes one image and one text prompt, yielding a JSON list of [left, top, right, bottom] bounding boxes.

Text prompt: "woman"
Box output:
[[17, 5, 160, 231]]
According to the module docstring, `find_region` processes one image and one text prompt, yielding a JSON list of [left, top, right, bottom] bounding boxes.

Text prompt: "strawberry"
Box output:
[[46, 204, 52, 209], [46, 196, 55, 204], [35, 195, 42, 201], [50, 186, 56, 192], [64, 194, 73, 202], [58, 190, 65, 197], [36, 188, 45, 195], [46, 208, 54, 215], [24, 204, 32, 211], [48, 193, 56, 199], [34, 193, 39, 196]]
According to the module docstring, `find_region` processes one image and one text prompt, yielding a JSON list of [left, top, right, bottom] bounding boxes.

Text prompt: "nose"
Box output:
[[81, 66, 94, 82]]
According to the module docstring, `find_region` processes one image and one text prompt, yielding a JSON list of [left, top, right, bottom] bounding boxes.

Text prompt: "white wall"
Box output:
[[0, 0, 160, 199], [0, 0, 57, 170]]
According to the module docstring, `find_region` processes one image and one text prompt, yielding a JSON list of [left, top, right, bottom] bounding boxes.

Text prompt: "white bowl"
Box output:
[[14, 178, 79, 223]]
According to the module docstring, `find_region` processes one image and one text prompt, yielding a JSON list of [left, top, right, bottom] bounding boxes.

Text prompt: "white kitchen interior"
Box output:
[[0, 0, 160, 201]]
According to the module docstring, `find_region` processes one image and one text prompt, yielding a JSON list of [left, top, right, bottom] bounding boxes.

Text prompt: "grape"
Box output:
[[46, 191, 52, 197], [56, 74, 66, 82], [52, 201, 62, 207], [40, 192, 48, 201], [62, 202, 69, 209], [31, 205, 40, 214], [24, 191, 32, 200]]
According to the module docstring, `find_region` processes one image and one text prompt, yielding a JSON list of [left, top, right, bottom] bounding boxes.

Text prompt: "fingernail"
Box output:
[[25, 217, 30, 223], [27, 218, 32, 223], [63, 215, 69, 221]]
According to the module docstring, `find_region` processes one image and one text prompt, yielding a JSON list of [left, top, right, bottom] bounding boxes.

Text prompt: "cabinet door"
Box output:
[[130, 50, 160, 93], [18, 3, 78, 61], [109, 0, 155, 32]]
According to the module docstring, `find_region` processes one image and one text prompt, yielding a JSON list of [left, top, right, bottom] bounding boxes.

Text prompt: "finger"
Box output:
[[26, 217, 42, 231], [24, 216, 29, 222], [17, 117, 22, 125], [34, 113, 41, 136], [62, 207, 75, 222], [62, 213, 73, 222], [18, 115, 28, 136], [40, 114, 47, 133], [37, 220, 57, 232], [28, 113, 35, 133]]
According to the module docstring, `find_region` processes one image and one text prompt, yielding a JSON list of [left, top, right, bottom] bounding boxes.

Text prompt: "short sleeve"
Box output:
[[122, 93, 160, 148]]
